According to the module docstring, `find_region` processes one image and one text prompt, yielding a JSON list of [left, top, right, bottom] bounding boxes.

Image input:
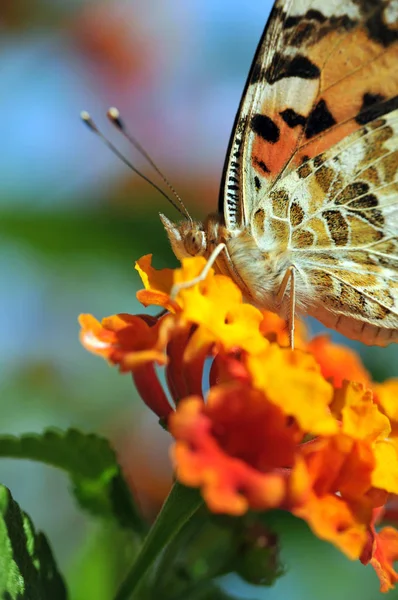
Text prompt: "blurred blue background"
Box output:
[[0, 0, 397, 598]]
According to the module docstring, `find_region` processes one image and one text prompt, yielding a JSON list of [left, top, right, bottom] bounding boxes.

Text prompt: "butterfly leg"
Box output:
[[170, 243, 226, 300], [275, 266, 296, 350]]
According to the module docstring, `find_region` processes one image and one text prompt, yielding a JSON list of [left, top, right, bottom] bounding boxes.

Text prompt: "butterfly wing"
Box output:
[[220, 0, 398, 232], [219, 0, 398, 344]]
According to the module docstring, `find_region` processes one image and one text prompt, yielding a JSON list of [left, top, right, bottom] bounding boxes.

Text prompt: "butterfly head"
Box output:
[[159, 213, 207, 260]]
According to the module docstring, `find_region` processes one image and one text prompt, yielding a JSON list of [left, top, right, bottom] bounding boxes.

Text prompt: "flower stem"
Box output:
[[114, 481, 203, 600]]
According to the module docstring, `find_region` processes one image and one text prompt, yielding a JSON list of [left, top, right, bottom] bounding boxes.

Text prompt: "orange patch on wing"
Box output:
[[252, 119, 299, 178], [294, 28, 397, 167]]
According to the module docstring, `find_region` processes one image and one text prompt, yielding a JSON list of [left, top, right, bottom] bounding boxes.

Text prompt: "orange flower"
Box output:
[[79, 253, 398, 592], [259, 309, 307, 349], [368, 527, 398, 592], [361, 510, 398, 592], [169, 384, 291, 515], [79, 312, 167, 369], [307, 335, 371, 388], [79, 312, 175, 418], [374, 379, 398, 425]]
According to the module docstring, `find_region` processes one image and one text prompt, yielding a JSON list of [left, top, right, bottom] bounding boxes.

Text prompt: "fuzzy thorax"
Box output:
[[160, 212, 297, 315]]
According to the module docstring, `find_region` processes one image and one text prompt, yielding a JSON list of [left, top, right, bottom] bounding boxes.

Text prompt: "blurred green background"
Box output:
[[1, 0, 397, 598]]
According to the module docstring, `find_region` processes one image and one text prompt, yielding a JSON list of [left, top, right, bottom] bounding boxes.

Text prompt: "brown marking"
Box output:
[[364, 288, 395, 309], [347, 215, 384, 245], [323, 210, 349, 246], [360, 126, 395, 169], [270, 218, 290, 244], [313, 154, 326, 168], [370, 239, 398, 266], [332, 270, 378, 287], [306, 251, 340, 265], [308, 270, 334, 291], [371, 125, 394, 150], [291, 229, 315, 248], [358, 166, 381, 186], [348, 250, 380, 270], [253, 208, 266, 236], [335, 182, 370, 205], [340, 284, 367, 314], [363, 298, 390, 320], [356, 208, 385, 228], [380, 150, 398, 183], [290, 202, 305, 226], [372, 239, 398, 255], [297, 162, 312, 179], [315, 165, 336, 194], [270, 188, 289, 218], [307, 216, 331, 246], [369, 118, 387, 130], [349, 193, 378, 209], [329, 174, 346, 200]]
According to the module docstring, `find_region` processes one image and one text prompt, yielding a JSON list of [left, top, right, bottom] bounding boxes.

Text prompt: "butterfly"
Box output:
[[160, 0, 398, 348]]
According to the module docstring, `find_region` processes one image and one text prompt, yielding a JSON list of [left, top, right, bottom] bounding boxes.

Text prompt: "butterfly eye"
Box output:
[[184, 229, 206, 256]]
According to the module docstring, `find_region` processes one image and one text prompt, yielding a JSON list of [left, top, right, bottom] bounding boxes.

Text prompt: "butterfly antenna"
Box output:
[[80, 110, 187, 218], [107, 106, 192, 224]]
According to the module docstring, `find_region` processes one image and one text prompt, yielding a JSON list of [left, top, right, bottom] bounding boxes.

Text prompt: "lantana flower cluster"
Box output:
[[80, 254, 398, 592]]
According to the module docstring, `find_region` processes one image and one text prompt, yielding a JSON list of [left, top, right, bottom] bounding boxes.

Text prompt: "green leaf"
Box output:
[[114, 482, 203, 600], [0, 484, 67, 600], [0, 429, 144, 534], [68, 525, 141, 600]]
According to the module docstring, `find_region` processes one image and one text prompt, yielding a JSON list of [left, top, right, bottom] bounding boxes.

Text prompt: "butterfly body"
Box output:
[[162, 212, 308, 316], [161, 0, 398, 346]]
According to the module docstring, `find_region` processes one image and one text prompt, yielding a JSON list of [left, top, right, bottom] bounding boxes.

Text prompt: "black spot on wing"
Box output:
[[253, 156, 270, 174], [289, 23, 318, 47], [254, 176, 262, 191], [335, 181, 370, 205], [313, 154, 326, 167], [280, 108, 307, 128], [358, 208, 385, 227], [250, 114, 280, 143], [355, 94, 398, 125], [361, 92, 385, 108], [305, 99, 337, 139], [349, 193, 379, 210], [323, 210, 349, 246], [365, 7, 398, 47], [284, 9, 327, 29], [251, 62, 263, 84], [266, 53, 320, 84]]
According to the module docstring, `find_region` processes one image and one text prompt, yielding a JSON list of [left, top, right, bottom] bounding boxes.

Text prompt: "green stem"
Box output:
[[114, 482, 203, 600]]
